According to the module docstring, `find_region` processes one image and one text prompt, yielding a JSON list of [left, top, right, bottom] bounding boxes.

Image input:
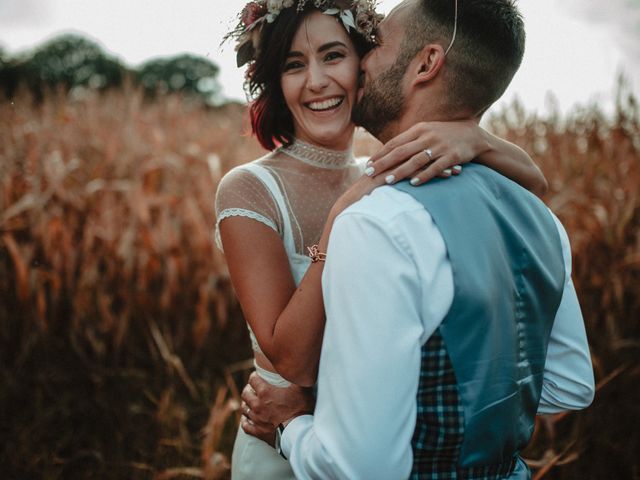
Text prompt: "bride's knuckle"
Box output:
[[407, 157, 425, 171], [412, 153, 424, 165], [398, 145, 412, 160], [375, 158, 388, 170], [396, 167, 410, 179]]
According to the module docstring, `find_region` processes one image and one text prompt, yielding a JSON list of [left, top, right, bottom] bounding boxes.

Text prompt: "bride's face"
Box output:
[[280, 11, 360, 150]]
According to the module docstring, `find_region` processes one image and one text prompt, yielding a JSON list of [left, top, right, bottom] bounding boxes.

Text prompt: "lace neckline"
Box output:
[[279, 138, 356, 170]]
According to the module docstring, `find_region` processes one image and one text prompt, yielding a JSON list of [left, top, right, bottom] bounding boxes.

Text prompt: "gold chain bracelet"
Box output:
[[307, 245, 327, 263]]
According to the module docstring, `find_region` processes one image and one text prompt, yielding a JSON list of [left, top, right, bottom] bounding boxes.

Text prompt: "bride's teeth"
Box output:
[[309, 97, 342, 111]]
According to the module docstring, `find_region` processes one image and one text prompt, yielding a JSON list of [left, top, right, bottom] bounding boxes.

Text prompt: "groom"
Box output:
[[242, 0, 594, 478]]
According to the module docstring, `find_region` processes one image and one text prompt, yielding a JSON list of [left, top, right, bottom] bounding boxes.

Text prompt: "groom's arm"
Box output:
[[281, 195, 453, 479], [538, 212, 595, 414]]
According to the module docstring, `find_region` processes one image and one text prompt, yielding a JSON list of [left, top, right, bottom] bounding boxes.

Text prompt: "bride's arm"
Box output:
[[217, 162, 383, 388], [220, 198, 355, 387], [473, 131, 548, 196], [366, 120, 548, 197]]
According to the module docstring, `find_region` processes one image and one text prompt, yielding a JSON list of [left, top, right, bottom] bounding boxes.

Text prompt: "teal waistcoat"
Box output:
[[394, 164, 565, 478]]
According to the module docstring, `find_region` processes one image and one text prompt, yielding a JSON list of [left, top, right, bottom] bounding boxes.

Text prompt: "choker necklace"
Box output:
[[279, 139, 355, 170]]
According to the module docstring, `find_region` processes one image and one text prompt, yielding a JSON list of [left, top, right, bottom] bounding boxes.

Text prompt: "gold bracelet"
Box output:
[[307, 245, 327, 263]]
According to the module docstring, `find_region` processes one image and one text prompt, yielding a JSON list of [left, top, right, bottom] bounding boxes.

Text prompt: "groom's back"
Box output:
[[395, 164, 566, 479]]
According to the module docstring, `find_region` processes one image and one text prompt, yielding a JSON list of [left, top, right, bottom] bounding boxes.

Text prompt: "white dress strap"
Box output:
[[240, 163, 296, 255]]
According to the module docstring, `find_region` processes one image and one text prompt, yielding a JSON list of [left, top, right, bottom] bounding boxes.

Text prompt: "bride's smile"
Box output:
[[280, 11, 360, 151], [305, 96, 345, 112]]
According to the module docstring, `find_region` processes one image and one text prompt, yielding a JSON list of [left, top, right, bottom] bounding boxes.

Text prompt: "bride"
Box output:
[[217, 1, 547, 478]]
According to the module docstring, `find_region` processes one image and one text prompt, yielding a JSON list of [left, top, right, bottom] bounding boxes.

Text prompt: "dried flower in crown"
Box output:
[[224, 0, 383, 68], [241, 2, 267, 27]]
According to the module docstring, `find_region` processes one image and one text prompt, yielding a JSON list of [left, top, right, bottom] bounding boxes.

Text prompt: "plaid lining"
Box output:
[[410, 329, 517, 479]]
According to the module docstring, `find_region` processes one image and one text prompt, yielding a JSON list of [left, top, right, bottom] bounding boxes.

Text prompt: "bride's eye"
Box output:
[[283, 61, 305, 71], [324, 51, 345, 62]]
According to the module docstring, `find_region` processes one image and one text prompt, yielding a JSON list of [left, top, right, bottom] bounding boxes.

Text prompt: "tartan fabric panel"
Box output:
[[410, 329, 517, 479]]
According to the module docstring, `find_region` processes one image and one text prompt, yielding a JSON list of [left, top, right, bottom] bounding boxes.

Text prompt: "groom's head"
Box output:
[[352, 0, 526, 142]]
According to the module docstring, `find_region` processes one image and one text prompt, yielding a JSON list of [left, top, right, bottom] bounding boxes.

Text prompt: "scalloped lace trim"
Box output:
[[215, 208, 278, 251]]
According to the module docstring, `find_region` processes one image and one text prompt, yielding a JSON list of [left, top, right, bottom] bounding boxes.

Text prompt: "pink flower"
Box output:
[[241, 2, 267, 27]]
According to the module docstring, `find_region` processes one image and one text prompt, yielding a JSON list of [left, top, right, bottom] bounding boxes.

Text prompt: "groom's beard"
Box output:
[[352, 62, 406, 140]]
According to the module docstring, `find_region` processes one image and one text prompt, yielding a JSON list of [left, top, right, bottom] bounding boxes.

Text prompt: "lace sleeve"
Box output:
[[214, 165, 282, 251]]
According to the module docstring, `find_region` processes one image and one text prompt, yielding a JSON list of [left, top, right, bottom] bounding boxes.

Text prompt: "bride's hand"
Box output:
[[331, 173, 387, 218], [365, 120, 491, 186]]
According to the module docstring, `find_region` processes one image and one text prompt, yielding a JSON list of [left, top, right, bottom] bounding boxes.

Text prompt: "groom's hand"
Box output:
[[240, 372, 315, 445]]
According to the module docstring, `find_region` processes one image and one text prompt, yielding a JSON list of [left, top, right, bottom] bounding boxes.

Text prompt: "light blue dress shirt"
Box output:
[[282, 185, 595, 480]]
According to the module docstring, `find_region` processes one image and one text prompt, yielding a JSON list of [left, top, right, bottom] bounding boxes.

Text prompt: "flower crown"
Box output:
[[225, 0, 383, 68]]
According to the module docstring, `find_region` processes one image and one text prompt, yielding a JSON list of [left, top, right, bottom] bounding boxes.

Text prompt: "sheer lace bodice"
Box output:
[[215, 139, 364, 371], [216, 139, 363, 259]]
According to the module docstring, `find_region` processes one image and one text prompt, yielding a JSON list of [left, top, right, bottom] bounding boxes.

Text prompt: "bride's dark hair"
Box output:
[[246, 5, 372, 151]]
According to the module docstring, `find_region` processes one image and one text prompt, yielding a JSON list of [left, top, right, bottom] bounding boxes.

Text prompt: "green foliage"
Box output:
[[0, 34, 225, 104], [19, 34, 125, 98], [136, 54, 223, 104], [0, 62, 21, 100]]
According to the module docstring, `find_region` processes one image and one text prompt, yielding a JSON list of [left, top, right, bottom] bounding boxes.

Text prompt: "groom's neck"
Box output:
[[377, 122, 401, 145], [388, 103, 476, 141], [377, 93, 478, 143]]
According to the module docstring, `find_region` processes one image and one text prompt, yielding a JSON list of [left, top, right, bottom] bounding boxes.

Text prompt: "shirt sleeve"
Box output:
[[214, 166, 282, 250], [538, 211, 595, 414], [281, 199, 452, 479]]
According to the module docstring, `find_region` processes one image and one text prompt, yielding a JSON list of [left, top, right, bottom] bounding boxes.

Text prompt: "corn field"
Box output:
[[0, 84, 638, 479]]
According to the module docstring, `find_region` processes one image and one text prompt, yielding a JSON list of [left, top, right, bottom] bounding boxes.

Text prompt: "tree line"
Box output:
[[0, 34, 224, 104]]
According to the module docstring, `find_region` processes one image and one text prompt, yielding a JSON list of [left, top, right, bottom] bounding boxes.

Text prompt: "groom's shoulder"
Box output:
[[340, 185, 428, 225]]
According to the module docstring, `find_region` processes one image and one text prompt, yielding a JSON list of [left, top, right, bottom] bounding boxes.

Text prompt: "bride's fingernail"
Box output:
[[452, 165, 462, 173], [385, 174, 396, 184], [365, 166, 375, 176], [366, 160, 373, 167], [410, 177, 420, 186], [443, 169, 452, 176]]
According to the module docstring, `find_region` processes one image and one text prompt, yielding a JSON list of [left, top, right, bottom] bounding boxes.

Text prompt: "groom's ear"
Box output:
[[410, 44, 446, 87]]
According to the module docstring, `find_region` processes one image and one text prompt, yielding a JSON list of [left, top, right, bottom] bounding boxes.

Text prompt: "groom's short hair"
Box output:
[[402, 0, 525, 115]]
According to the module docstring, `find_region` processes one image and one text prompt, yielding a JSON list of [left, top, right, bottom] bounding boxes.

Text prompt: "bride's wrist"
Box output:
[[476, 128, 496, 158], [329, 202, 347, 220]]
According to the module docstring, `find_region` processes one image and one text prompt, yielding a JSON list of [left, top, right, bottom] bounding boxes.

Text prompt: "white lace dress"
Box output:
[[215, 139, 363, 479]]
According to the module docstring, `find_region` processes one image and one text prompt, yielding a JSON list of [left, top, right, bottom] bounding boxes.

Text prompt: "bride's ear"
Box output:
[[410, 44, 446, 87]]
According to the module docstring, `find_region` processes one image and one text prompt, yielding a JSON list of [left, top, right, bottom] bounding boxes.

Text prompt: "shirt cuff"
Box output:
[[281, 414, 314, 458]]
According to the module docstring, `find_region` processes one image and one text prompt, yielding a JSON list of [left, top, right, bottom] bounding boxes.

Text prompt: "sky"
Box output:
[[1, 0, 639, 115]]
